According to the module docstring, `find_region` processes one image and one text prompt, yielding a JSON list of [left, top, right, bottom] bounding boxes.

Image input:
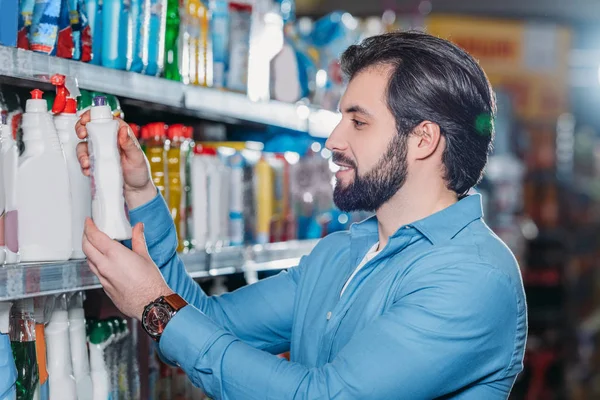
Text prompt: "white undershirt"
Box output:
[[340, 242, 381, 297]]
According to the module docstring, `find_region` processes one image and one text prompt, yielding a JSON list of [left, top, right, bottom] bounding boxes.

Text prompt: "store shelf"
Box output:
[[0, 240, 318, 301], [0, 46, 340, 138]]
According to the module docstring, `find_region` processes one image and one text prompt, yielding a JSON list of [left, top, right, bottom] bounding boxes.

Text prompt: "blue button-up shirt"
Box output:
[[130, 193, 527, 399]]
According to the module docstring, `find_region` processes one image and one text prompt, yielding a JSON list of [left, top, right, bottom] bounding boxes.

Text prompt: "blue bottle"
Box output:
[[142, 0, 167, 76], [85, 0, 103, 65], [210, 0, 229, 88], [127, 0, 144, 72], [29, 0, 61, 55], [101, 0, 129, 69]]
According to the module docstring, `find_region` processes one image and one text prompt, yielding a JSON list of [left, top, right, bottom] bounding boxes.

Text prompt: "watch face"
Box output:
[[145, 303, 172, 337]]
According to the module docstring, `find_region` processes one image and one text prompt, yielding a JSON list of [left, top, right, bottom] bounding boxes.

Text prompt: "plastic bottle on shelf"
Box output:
[[204, 147, 224, 247], [142, 0, 168, 76], [127, 0, 144, 72], [32, 297, 49, 400], [18, 89, 72, 263], [255, 156, 274, 245], [144, 123, 169, 199], [106, 319, 120, 400], [10, 299, 38, 400], [167, 124, 186, 252], [0, 302, 17, 400], [85, 0, 103, 65], [70, 0, 93, 62], [182, 127, 194, 251], [210, 0, 229, 89], [0, 114, 19, 264], [191, 145, 211, 250], [17, 0, 35, 50], [52, 76, 92, 259], [68, 292, 93, 400], [88, 321, 111, 400], [226, 151, 245, 246], [164, 0, 181, 81], [45, 294, 77, 400], [87, 96, 132, 241], [101, 0, 129, 69]]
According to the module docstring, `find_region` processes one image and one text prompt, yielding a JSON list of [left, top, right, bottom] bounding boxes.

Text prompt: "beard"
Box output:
[[333, 134, 409, 212]]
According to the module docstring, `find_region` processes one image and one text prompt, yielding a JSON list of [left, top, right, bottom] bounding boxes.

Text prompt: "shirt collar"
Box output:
[[350, 194, 484, 245]]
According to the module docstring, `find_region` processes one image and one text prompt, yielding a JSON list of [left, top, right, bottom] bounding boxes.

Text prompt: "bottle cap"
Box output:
[[145, 122, 168, 139], [26, 90, 48, 113], [1, 113, 6, 126], [184, 126, 194, 140], [93, 96, 108, 107], [89, 321, 111, 345], [193, 144, 217, 156], [30, 89, 43, 100], [167, 124, 186, 141], [50, 74, 68, 114], [64, 98, 77, 114]]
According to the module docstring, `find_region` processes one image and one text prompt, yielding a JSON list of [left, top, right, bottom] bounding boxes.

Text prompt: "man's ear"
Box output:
[[411, 121, 442, 160]]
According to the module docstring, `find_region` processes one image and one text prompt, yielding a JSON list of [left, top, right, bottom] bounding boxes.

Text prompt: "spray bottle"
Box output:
[[68, 292, 92, 400], [52, 75, 92, 259], [87, 96, 132, 240], [10, 299, 38, 400], [0, 113, 19, 264], [0, 302, 17, 400], [45, 293, 77, 400]]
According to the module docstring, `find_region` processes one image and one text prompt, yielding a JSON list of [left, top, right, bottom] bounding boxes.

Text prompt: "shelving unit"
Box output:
[[0, 46, 341, 138], [0, 240, 318, 301]]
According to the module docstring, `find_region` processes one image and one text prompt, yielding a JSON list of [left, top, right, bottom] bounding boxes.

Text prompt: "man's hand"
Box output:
[[83, 217, 173, 320], [75, 111, 157, 209]]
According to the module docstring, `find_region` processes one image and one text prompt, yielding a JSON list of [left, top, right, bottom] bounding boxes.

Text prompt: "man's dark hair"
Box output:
[[340, 30, 496, 196]]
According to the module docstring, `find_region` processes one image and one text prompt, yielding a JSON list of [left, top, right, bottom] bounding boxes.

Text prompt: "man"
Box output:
[[76, 31, 527, 399]]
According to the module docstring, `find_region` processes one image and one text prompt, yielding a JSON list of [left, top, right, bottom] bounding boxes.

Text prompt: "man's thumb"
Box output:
[[119, 124, 141, 158], [132, 222, 150, 259]]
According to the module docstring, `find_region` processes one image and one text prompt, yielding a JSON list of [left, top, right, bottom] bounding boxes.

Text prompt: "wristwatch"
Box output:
[[141, 293, 188, 342]]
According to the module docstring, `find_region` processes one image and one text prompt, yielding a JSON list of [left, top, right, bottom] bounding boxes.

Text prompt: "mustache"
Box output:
[[331, 152, 357, 169]]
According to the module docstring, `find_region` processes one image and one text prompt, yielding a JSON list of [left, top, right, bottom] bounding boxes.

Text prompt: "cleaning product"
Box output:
[[210, 0, 229, 89], [85, 0, 103, 65], [191, 145, 211, 250], [144, 122, 168, 198], [29, 0, 61, 55], [0, 114, 19, 264], [167, 124, 186, 252], [32, 297, 49, 400], [182, 127, 194, 250], [52, 75, 92, 259], [0, 302, 17, 400], [88, 321, 111, 400], [0, 119, 5, 265], [142, 0, 167, 76], [17, 0, 35, 50], [254, 156, 274, 244], [127, 0, 144, 72], [10, 299, 38, 400], [87, 96, 132, 241], [45, 294, 77, 400], [105, 319, 119, 400], [226, 2, 252, 93], [18, 89, 72, 263], [163, 0, 181, 81], [68, 292, 92, 400], [77, 89, 94, 115], [70, 0, 92, 61], [226, 150, 245, 246], [102, 0, 129, 69]]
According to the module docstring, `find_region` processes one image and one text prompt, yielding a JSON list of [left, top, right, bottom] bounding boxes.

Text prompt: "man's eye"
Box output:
[[352, 119, 366, 128]]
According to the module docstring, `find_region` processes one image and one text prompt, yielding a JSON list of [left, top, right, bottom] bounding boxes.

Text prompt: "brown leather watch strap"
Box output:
[[164, 293, 188, 312]]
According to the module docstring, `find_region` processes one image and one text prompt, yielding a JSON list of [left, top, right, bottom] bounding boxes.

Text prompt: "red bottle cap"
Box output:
[[193, 144, 217, 156], [30, 89, 44, 99], [167, 124, 186, 141], [64, 98, 77, 114], [184, 126, 194, 140], [50, 74, 69, 113], [145, 122, 168, 139]]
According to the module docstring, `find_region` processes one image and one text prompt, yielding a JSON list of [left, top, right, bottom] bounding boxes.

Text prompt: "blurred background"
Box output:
[[1, 0, 599, 399]]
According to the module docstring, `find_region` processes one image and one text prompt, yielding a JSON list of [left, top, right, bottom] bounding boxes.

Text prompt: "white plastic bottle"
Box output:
[[18, 89, 72, 262], [0, 122, 5, 265], [45, 293, 77, 400], [191, 146, 211, 250], [87, 96, 132, 240], [0, 114, 19, 264], [55, 98, 92, 259], [89, 320, 111, 400], [68, 292, 93, 400]]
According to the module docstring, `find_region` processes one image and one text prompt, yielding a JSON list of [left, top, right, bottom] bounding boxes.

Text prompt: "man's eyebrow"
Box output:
[[340, 105, 374, 118]]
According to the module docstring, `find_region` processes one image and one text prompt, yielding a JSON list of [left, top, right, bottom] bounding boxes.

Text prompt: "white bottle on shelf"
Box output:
[[45, 293, 77, 400], [87, 96, 132, 240], [191, 146, 212, 250], [0, 119, 5, 265], [89, 320, 111, 400], [55, 98, 92, 259], [68, 292, 93, 400], [18, 89, 72, 262], [0, 114, 19, 265]]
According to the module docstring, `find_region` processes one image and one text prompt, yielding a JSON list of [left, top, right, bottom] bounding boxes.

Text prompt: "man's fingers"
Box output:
[[118, 122, 143, 160], [83, 218, 115, 255], [75, 110, 91, 139], [131, 223, 150, 260], [76, 141, 91, 170], [83, 232, 106, 267]]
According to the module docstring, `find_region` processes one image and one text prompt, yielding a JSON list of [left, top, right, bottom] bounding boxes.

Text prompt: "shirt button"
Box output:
[[326, 312, 332, 320]]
